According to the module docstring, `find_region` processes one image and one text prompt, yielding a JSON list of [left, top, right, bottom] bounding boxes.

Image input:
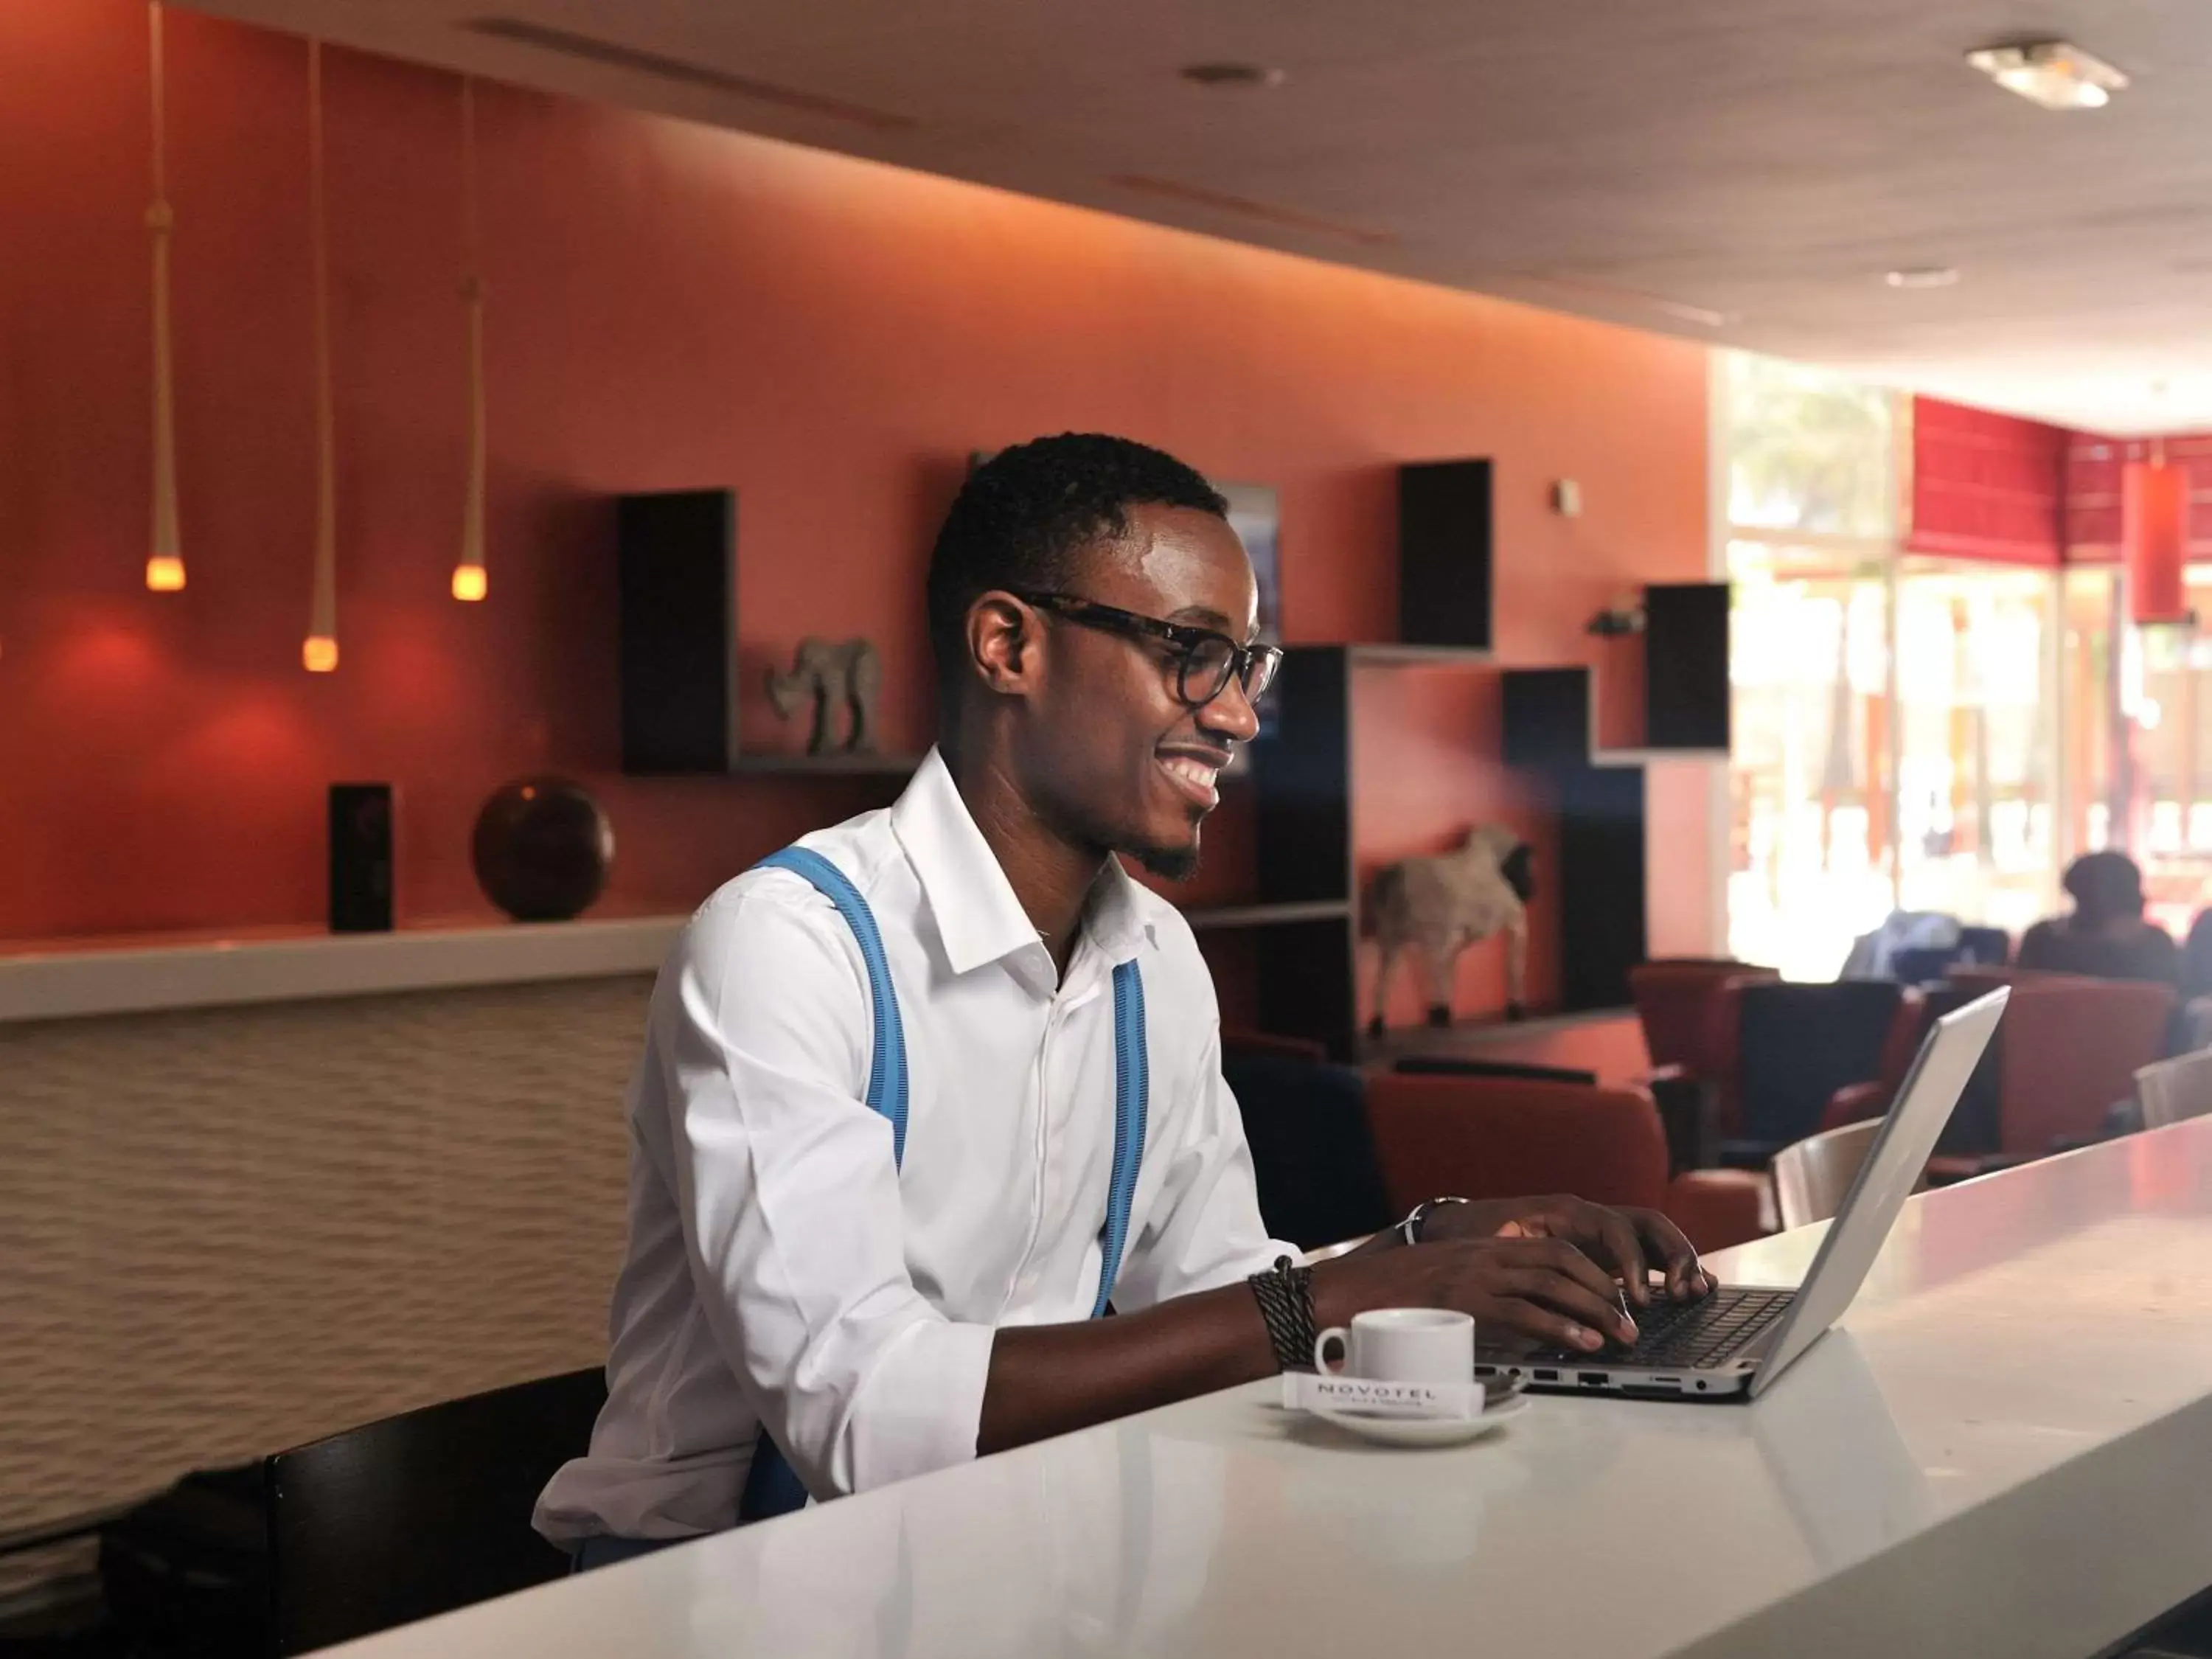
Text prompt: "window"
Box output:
[[1721, 354, 2062, 978], [2062, 563, 2212, 942], [1891, 562, 2056, 944], [1727, 540, 1897, 980], [1725, 354, 1896, 539]]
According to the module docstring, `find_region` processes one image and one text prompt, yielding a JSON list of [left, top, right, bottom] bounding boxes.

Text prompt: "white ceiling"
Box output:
[[183, 0, 2212, 434]]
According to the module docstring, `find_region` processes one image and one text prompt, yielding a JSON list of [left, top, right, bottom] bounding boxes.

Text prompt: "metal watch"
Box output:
[[1399, 1194, 1470, 1246]]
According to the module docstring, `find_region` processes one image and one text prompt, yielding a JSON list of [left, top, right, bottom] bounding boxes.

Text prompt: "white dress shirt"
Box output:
[[535, 748, 1298, 1543]]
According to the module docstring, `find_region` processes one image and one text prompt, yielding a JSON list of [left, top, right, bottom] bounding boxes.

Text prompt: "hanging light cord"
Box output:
[[305, 38, 338, 668], [456, 75, 488, 599], [147, 1, 184, 590]]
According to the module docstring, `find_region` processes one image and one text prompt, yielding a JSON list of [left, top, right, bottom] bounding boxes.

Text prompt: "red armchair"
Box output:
[[1991, 977, 2173, 1154], [1629, 959, 1781, 1137], [1829, 973, 2175, 1178], [1363, 1072, 1770, 1254]]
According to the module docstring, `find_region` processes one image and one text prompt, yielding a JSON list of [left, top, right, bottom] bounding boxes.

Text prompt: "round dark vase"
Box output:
[[470, 776, 615, 922]]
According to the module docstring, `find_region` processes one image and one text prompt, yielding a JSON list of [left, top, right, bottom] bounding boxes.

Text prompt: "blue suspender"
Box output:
[[736, 845, 1147, 1523], [755, 848, 911, 1166], [1098, 960, 1148, 1318]]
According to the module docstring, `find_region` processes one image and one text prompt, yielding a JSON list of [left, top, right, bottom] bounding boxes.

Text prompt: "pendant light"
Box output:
[[147, 1, 184, 593], [451, 76, 487, 602], [2123, 443, 2190, 627], [302, 38, 338, 672]]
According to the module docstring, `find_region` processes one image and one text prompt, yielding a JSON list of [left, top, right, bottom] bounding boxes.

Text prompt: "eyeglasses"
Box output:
[[1012, 591, 1283, 710]]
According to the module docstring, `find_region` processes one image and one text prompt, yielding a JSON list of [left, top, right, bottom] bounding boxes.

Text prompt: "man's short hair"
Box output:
[[2064, 849, 2146, 919], [927, 433, 1228, 704]]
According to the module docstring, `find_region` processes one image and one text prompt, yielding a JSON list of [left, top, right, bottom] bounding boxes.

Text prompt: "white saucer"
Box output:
[[1310, 1392, 1527, 1447]]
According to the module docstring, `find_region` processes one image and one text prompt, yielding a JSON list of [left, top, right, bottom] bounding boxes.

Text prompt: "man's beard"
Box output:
[[1133, 840, 1202, 882], [1035, 776, 1204, 882]]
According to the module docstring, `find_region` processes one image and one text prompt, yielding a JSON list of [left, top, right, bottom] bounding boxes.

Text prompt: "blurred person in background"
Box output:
[[2017, 852, 2178, 986]]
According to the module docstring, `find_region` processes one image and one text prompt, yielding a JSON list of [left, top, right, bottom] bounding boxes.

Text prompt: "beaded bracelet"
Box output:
[[1246, 1253, 1319, 1373]]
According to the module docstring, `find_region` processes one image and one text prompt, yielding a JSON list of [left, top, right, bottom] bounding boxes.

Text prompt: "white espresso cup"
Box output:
[[1312, 1307, 1475, 1383]]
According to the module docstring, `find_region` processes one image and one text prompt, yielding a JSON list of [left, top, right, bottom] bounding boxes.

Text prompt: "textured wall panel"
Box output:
[[0, 977, 651, 1564]]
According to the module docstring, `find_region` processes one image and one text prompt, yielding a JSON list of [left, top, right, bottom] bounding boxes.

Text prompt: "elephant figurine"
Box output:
[[766, 637, 883, 757]]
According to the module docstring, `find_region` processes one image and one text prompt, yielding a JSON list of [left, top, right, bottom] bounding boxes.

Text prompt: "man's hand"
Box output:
[[1420, 1194, 1713, 1307], [1312, 1234, 1644, 1353]]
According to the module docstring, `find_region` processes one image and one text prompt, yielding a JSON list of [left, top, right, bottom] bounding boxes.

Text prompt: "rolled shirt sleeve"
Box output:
[[661, 880, 997, 1500]]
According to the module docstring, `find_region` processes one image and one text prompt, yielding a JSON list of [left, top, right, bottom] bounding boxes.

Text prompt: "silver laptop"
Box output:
[[1474, 987, 2008, 1400]]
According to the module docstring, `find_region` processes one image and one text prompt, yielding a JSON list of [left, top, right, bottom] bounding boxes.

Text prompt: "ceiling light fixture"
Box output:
[[1966, 41, 2128, 110], [1885, 266, 1960, 289], [2125, 450, 2191, 627], [1180, 61, 1285, 88]]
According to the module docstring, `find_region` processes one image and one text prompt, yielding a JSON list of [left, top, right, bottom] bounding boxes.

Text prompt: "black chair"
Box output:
[[1884, 926, 2011, 990], [1889, 945, 1958, 987], [1919, 981, 2003, 1156], [1957, 926, 2011, 967], [1222, 1053, 1394, 1250], [1390, 1056, 1599, 1086], [1717, 981, 1903, 1169], [265, 1368, 606, 1655]]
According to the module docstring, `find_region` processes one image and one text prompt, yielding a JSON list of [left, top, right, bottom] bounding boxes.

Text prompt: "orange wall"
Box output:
[[0, 0, 1714, 964]]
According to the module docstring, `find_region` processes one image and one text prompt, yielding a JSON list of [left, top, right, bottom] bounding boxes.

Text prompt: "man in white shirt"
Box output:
[[537, 434, 1709, 1565]]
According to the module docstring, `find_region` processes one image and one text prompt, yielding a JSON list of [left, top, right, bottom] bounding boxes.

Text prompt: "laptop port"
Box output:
[[1578, 1373, 1608, 1387], [1532, 1369, 1559, 1382]]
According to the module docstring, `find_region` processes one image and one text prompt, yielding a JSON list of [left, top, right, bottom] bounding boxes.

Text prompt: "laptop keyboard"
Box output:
[[1517, 1285, 1795, 1370]]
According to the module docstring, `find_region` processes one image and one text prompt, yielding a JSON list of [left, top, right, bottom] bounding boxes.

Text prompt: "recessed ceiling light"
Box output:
[[1886, 266, 1961, 289], [1180, 61, 1285, 88], [1966, 41, 2128, 110]]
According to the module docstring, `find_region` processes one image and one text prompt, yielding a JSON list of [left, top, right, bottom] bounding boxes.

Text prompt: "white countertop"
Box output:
[[330, 1121, 2212, 1659], [0, 914, 686, 1023]]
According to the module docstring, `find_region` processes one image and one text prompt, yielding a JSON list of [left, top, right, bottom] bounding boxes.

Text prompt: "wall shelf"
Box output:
[[1227, 453, 1498, 1061], [728, 753, 925, 777], [1590, 746, 1730, 767], [1500, 586, 1731, 768], [1184, 900, 1352, 931], [1342, 644, 1496, 667], [1502, 665, 1733, 771], [1397, 459, 1494, 653]]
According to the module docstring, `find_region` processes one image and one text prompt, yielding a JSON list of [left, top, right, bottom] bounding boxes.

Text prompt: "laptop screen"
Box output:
[[1750, 988, 2009, 1396]]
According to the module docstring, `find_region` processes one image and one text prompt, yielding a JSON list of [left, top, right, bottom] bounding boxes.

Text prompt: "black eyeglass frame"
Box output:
[[1011, 591, 1284, 710]]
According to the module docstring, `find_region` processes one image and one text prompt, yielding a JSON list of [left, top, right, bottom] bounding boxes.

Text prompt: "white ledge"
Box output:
[[0, 915, 688, 1025]]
